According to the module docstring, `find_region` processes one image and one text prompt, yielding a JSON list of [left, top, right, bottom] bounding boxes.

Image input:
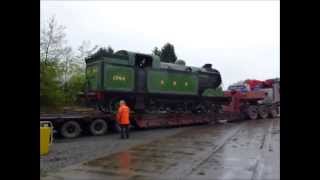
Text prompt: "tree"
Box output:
[[77, 41, 99, 71], [107, 46, 114, 54], [40, 16, 89, 108], [40, 15, 67, 64], [61, 47, 73, 83], [40, 15, 69, 108], [63, 71, 86, 105], [40, 61, 65, 108], [77, 41, 99, 60], [61, 42, 100, 105], [152, 47, 161, 57], [87, 46, 115, 60], [160, 43, 177, 63]]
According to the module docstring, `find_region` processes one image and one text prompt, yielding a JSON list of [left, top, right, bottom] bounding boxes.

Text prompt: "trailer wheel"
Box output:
[[258, 106, 269, 119], [89, 119, 108, 136], [247, 106, 258, 120], [269, 108, 278, 118], [60, 121, 81, 138]]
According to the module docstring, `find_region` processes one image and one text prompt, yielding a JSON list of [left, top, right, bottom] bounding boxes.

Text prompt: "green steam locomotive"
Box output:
[[84, 50, 224, 114]]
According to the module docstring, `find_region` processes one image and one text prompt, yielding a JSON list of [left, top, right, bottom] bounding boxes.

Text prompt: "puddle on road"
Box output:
[[188, 118, 280, 180], [81, 124, 240, 179]]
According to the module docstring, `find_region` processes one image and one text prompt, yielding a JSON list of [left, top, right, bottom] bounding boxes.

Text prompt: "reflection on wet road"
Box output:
[[43, 118, 280, 180]]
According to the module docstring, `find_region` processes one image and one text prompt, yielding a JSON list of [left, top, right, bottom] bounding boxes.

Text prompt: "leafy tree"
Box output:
[[40, 61, 65, 107], [40, 15, 69, 108], [152, 47, 161, 57], [40, 16, 90, 108], [86, 46, 115, 60], [107, 46, 114, 54], [160, 43, 177, 63], [63, 71, 86, 105]]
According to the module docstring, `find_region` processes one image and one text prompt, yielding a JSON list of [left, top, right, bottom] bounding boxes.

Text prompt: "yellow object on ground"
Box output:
[[40, 121, 53, 156]]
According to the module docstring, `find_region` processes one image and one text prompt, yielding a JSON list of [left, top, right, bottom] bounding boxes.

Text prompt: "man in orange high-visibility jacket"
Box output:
[[116, 100, 130, 139]]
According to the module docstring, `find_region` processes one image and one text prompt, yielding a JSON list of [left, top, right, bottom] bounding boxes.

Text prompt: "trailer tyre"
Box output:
[[89, 119, 108, 136], [258, 106, 269, 119], [247, 106, 258, 120], [269, 108, 278, 118], [60, 121, 81, 138]]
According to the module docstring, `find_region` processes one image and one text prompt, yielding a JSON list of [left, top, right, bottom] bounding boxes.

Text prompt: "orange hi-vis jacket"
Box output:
[[117, 105, 130, 125]]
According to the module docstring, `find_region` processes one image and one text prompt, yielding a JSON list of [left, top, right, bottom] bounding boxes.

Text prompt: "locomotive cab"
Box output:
[[198, 64, 222, 94], [135, 54, 153, 69]]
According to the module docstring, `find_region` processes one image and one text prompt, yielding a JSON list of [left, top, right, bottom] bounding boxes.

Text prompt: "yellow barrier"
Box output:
[[40, 121, 53, 156]]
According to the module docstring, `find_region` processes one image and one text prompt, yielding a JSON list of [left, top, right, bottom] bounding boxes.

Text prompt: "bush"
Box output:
[[63, 72, 86, 105], [40, 61, 65, 108]]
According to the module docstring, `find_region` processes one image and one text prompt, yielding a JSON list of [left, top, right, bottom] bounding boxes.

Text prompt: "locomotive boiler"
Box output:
[[84, 50, 225, 114]]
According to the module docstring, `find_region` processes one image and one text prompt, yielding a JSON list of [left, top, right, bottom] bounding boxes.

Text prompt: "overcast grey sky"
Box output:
[[40, 1, 279, 89]]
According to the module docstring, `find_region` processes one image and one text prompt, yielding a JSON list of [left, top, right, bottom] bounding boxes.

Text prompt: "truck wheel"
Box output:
[[89, 119, 108, 136], [258, 106, 269, 119], [247, 106, 258, 120], [60, 121, 81, 138], [269, 108, 278, 118]]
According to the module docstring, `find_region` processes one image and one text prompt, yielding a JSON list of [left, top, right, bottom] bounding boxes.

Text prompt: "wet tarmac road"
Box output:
[[42, 118, 280, 180]]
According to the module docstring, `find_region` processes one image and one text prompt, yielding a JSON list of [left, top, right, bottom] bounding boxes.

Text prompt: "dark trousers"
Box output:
[[120, 124, 129, 139]]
